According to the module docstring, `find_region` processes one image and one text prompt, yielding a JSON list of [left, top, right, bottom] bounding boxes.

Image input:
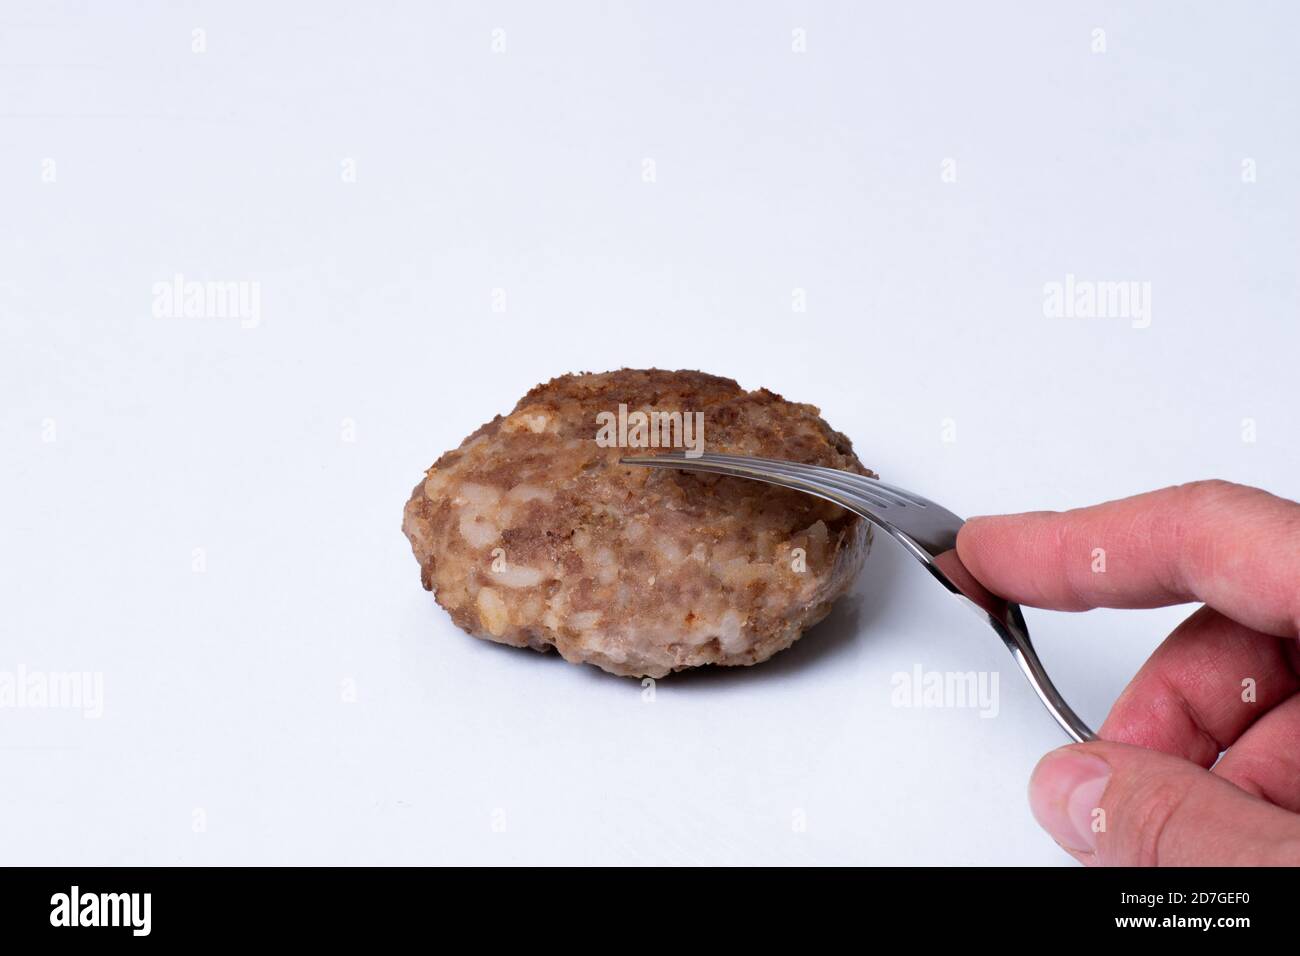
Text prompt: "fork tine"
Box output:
[[673, 451, 935, 509], [695, 453, 905, 510], [618, 452, 898, 518], [680, 452, 921, 508], [621, 450, 968, 556]]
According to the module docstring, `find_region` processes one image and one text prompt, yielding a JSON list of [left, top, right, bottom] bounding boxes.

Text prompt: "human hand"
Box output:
[[956, 480, 1300, 865]]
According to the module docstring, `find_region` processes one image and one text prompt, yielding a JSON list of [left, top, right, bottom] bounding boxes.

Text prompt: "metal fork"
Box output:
[[621, 451, 1097, 743]]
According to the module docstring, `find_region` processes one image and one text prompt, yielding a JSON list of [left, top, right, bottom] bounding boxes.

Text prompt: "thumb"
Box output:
[[1028, 740, 1300, 865]]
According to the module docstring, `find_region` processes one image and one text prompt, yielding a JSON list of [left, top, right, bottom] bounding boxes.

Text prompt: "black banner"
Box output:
[[0, 867, 1280, 942]]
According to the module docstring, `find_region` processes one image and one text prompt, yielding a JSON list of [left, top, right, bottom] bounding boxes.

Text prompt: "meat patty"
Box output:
[[402, 369, 873, 678]]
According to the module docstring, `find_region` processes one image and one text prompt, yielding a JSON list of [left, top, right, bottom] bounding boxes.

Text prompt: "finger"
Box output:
[[1099, 605, 1300, 765], [956, 480, 1300, 638], [1214, 694, 1300, 812], [1028, 740, 1300, 866]]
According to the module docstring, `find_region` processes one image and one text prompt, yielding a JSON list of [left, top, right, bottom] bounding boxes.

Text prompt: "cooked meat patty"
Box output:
[[402, 369, 872, 678]]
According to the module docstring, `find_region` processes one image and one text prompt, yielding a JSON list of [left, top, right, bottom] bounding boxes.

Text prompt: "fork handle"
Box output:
[[930, 549, 1098, 743], [999, 602, 1098, 743]]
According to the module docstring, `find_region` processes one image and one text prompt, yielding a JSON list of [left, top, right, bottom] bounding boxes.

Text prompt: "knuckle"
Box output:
[[1177, 478, 1251, 509]]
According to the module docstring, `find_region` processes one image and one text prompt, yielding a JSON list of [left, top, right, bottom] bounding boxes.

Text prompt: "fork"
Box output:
[[621, 451, 1097, 743]]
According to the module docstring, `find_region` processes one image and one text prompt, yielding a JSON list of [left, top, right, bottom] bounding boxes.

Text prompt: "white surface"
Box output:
[[2, 1, 1297, 865]]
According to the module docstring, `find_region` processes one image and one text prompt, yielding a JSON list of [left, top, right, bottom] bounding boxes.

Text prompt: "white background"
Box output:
[[2, 1, 1297, 865]]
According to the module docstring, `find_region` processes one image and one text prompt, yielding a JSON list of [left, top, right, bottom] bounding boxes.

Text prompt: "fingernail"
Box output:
[[1028, 750, 1111, 853]]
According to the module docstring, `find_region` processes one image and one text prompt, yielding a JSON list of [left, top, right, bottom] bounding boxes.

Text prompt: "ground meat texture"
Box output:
[[402, 369, 873, 678]]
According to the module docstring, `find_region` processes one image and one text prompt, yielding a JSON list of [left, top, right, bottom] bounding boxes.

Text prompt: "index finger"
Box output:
[[954, 480, 1300, 638]]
